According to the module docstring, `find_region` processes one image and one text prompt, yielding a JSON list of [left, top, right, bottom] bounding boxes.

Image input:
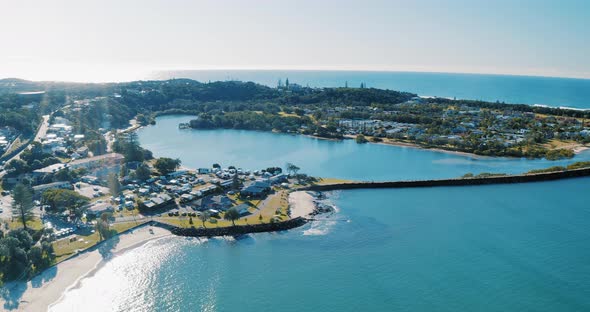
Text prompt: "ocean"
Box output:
[[149, 70, 590, 109], [49, 115, 590, 311]]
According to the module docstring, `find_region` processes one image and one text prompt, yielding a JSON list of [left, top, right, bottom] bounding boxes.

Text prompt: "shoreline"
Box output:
[[288, 191, 317, 218], [2, 225, 172, 312], [148, 115, 589, 160], [345, 135, 590, 159]]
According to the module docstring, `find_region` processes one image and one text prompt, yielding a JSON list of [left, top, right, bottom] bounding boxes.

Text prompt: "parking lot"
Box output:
[[75, 182, 110, 199]]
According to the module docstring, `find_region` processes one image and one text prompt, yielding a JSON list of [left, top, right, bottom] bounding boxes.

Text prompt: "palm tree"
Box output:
[[198, 211, 210, 228], [224, 208, 240, 226]]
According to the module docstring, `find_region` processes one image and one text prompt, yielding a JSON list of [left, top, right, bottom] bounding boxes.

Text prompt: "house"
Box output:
[[240, 180, 271, 197], [194, 195, 232, 211], [233, 203, 251, 216], [219, 179, 233, 188], [269, 174, 288, 184], [180, 194, 194, 203], [141, 193, 174, 210], [198, 168, 211, 174]]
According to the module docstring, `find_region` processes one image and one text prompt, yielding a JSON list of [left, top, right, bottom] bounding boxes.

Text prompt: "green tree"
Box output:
[[41, 189, 89, 214], [96, 212, 112, 240], [134, 162, 152, 181], [198, 211, 210, 228], [5, 159, 30, 175], [154, 157, 181, 175], [355, 134, 368, 144], [11, 184, 34, 229], [108, 173, 122, 196], [286, 163, 300, 176], [224, 208, 240, 226]]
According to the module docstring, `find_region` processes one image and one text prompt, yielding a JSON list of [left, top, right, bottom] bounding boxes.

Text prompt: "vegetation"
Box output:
[[286, 163, 300, 176], [11, 184, 34, 229], [112, 132, 153, 163], [154, 157, 181, 175], [41, 189, 90, 220], [96, 212, 114, 240], [355, 134, 368, 144], [223, 208, 240, 226], [0, 228, 55, 284], [108, 173, 122, 196]]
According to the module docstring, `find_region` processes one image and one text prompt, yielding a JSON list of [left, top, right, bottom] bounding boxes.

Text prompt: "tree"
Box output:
[[12, 184, 34, 229], [232, 174, 240, 189], [198, 211, 210, 228], [224, 208, 240, 226], [41, 189, 89, 215], [108, 173, 122, 196], [212, 163, 221, 170], [5, 159, 29, 175], [154, 157, 181, 175], [96, 212, 112, 240], [134, 162, 152, 181], [286, 163, 300, 176], [355, 134, 368, 144]]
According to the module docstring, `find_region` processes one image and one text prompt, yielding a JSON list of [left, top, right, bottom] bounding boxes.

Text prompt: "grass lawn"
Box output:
[[7, 217, 44, 231], [155, 191, 291, 229], [313, 177, 354, 185], [52, 221, 146, 264], [52, 232, 101, 263]]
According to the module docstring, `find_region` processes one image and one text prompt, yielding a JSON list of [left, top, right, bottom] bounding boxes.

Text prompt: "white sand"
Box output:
[[289, 191, 316, 218], [1, 225, 171, 312]]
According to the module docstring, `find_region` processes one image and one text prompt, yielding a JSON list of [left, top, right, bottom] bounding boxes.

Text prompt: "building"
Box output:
[[32, 181, 72, 196], [240, 180, 271, 197], [233, 203, 251, 216], [67, 153, 124, 170], [141, 193, 174, 210]]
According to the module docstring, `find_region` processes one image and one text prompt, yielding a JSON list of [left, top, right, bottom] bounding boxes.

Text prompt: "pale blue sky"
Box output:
[[1, 0, 588, 81]]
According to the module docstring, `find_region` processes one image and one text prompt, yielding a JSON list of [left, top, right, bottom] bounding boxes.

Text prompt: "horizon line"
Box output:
[[2, 67, 590, 84]]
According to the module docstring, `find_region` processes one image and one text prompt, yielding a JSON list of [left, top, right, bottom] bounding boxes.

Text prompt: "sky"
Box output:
[[0, 0, 589, 82]]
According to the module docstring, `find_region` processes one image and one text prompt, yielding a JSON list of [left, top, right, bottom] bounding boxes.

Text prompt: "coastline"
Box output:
[[288, 191, 317, 218], [344, 135, 590, 158], [1, 225, 172, 312]]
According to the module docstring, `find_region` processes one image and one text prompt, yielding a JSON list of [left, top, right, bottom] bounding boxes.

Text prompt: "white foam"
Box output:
[[303, 220, 337, 236]]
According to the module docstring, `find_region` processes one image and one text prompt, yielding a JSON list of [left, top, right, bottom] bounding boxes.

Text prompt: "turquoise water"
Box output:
[[137, 115, 590, 181], [52, 181, 590, 311], [151, 70, 590, 108], [50, 116, 590, 311]]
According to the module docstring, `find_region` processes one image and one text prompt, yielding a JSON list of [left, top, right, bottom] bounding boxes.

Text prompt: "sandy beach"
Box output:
[[0, 225, 171, 312], [289, 191, 316, 218]]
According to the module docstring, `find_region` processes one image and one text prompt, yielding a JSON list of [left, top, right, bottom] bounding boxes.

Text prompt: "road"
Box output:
[[0, 115, 49, 179]]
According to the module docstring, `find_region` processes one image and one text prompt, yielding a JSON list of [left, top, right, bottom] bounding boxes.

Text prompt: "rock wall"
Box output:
[[156, 217, 308, 237], [306, 168, 590, 191]]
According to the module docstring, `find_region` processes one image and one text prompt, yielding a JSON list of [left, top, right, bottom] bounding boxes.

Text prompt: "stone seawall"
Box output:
[[154, 217, 308, 237], [306, 168, 590, 191]]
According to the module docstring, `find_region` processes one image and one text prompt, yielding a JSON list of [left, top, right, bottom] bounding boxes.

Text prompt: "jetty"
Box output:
[[305, 167, 590, 191]]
